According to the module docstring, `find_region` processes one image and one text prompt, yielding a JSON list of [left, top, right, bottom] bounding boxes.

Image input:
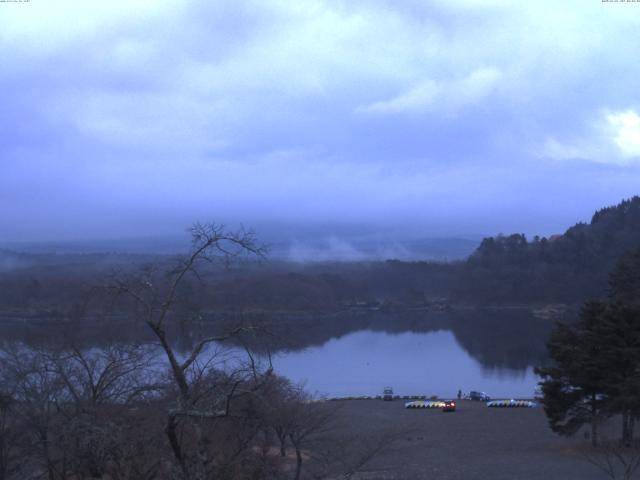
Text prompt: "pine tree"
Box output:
[[538, 247, 640, 446], [609, 247, 640, 305], [536, 301, 610, 446], [598, 303, 640, 446]]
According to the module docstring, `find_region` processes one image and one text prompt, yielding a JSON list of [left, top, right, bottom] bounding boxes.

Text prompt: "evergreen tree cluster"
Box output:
[[536, 248, 640, 446], [457, 196, 640, 303]]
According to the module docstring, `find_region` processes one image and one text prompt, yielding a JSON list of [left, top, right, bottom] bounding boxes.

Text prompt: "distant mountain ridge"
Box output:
[[1, 235, 482, 262], [1, 197, 639, 310]]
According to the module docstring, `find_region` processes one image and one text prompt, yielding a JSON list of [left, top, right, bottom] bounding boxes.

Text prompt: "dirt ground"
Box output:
[[331, 399, 610, 480]]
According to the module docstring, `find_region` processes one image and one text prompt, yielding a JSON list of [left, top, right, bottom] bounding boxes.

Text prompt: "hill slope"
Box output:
[[454, 196, 640, 303]]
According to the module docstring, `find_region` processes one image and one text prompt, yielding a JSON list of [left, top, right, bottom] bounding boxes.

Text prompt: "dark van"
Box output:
[[469, 391, 490, 401]]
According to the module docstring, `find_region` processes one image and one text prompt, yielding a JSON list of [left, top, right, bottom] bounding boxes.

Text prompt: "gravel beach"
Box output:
[[331, 399, 607, 480]]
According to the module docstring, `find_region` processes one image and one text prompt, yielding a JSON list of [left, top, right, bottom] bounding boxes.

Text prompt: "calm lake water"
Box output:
[[1, 308, 554, 399], [270, 330, 540, 399]]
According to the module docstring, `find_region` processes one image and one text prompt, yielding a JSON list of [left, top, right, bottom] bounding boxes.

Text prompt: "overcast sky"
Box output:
[[1, 0, 640, 244]]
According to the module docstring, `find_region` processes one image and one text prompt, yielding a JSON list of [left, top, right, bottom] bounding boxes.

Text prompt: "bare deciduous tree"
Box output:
[[109, 223, 271, 477], [0, 392, 21, 480], [0, 224, 397, 480], [582, 439, 640, 480], [0, 339, 163, 480]]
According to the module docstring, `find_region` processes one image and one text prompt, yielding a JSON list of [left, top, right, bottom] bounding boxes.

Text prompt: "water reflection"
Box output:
[[0, 307, 567, 398], [270, 330, 540, 398]]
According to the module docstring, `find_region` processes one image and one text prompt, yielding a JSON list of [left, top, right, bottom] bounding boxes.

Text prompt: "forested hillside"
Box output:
[[455, 196, 640, 303]]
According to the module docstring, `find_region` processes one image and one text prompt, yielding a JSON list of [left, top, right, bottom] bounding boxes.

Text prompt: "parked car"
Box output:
[[442, 400, 456, 412], [469, 391, 490, 401], [534, 387, 543, 400], [383, 387, 394, 401]]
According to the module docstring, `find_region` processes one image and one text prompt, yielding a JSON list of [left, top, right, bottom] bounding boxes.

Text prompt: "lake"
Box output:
[[0, 307, 557, 399], [270, 329, 540, 399]]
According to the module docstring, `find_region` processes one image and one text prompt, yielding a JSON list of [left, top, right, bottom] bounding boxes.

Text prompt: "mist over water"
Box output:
[[1, 229, 482, 262]]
